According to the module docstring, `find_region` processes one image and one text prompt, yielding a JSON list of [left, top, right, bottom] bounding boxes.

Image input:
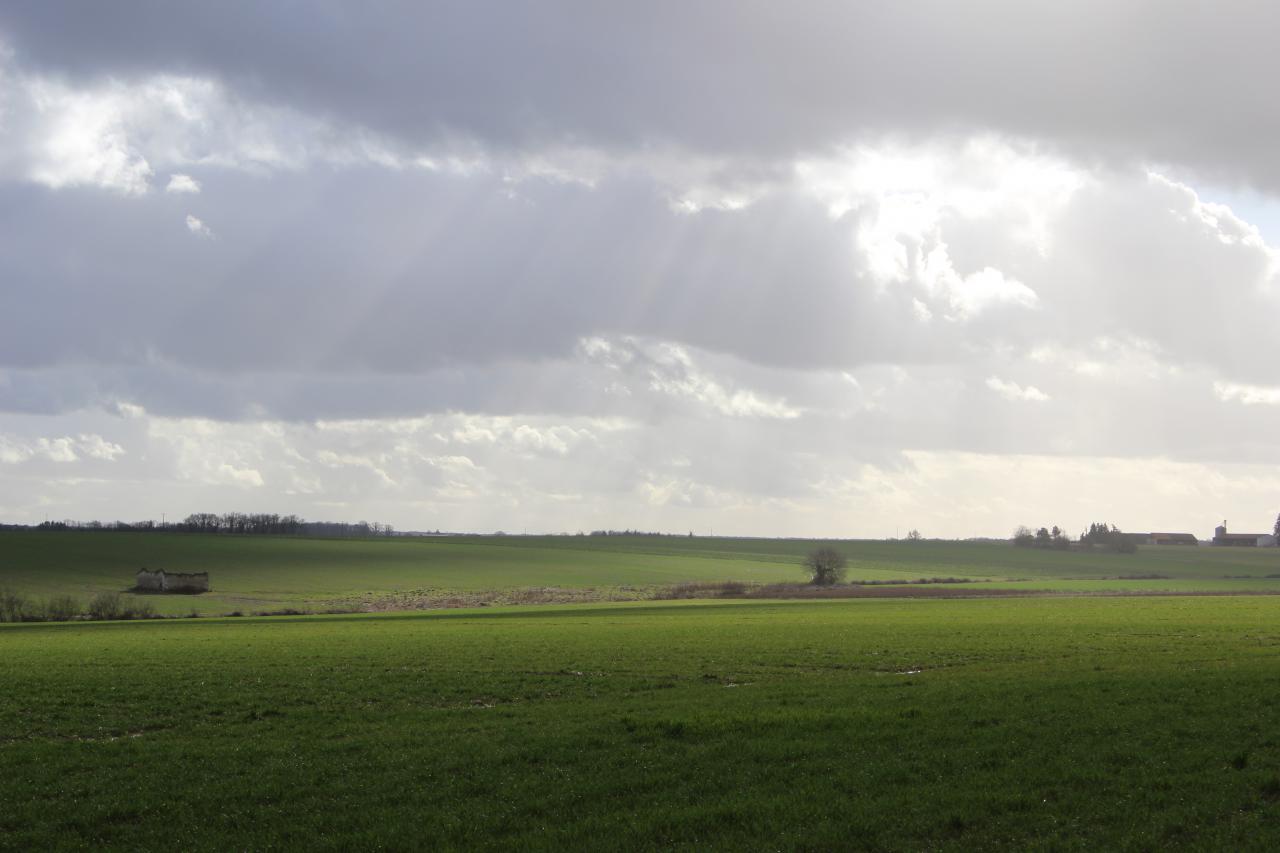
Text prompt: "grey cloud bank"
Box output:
[[5, 2, 1280, 190], [1, 3, 1278, 536]]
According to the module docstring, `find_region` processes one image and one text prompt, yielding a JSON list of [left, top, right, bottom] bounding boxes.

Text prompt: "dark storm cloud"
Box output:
[[5, 2, 1280, 190]]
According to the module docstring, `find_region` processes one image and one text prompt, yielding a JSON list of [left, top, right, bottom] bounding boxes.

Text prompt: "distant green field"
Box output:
[[0, 531, 799, 615], [2, 531, 1280, 615], [4, 596, 1280, 849]]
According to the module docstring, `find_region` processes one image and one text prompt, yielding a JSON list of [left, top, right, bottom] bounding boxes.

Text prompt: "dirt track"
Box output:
[[348, 582, 1280, 614], [738, 585, 1280, 600]]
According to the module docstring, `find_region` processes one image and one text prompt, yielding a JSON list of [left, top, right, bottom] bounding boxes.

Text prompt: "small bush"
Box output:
[[0, 587, 33, 622], [804, 548, 848, 586], [43, 594, 82, 622], [652, 581, 750, 600], [87, 591, 123, 621], [858, 577, 974, 586], [125, 600, 156, 620]]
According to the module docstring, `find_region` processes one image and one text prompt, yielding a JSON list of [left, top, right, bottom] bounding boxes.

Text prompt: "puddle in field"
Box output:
[[897, 669, 923, 675]]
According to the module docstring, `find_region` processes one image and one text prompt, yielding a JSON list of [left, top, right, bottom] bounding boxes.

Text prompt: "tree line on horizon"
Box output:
[[21, 513, 397, 538], [1013, 522, 1139, 554]]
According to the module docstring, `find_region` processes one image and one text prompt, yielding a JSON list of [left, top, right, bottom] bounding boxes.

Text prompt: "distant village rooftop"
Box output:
[[1212, 522, 1275, 548], [1120, 532, 1199, 546], [1148, 533, 1199, 546]]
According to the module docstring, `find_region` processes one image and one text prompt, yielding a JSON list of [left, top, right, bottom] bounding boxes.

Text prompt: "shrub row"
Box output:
[[0, 588, 158, 623], [652, 581, 749, 599]]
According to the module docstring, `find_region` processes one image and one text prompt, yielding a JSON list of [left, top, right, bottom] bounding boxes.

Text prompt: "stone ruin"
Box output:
[[135, 568, 210, 594]]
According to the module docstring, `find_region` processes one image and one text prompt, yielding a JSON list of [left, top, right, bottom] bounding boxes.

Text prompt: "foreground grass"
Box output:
[[3, 530, 1279, 615], [4, 597, 1280, 849]]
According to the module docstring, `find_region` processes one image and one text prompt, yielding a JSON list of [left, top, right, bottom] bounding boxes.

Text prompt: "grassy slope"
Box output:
[[0, 531, 796, 614], [521, 534, 1280, 579], [4, 597, 1280, 849], [2, 531, 1279, 615]]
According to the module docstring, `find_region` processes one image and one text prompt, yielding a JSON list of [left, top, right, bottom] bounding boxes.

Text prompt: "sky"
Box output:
[[1, 2, 1278, 538]]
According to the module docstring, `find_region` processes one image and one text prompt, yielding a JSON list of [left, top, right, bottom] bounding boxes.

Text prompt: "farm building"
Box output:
[[135, 568, 210, 593], [1149, 533, 1198, 546], [1120, 532, 1199, 546], [1212, 523, 1273, 548]]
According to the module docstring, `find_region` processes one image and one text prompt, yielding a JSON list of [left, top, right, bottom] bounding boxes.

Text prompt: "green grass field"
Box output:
[[4, 596, 1280, 849], [3, 531, 1280, 615]]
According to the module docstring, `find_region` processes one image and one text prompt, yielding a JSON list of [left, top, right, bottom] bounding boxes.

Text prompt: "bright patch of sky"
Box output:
[[1201, 186, 1280, 247]]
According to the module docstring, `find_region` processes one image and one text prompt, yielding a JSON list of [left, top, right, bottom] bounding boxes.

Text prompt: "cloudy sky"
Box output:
[[2, 2, 1279, 537]]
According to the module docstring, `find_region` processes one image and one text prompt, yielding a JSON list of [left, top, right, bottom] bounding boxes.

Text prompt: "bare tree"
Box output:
[[804, 547, 848, 586]]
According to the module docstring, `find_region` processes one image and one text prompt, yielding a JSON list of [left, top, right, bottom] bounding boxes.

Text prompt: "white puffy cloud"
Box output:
[[214, 463, 264, 488], [165, 173, 200, 193], [986, 377, 1050, 403], [1214, 382, 1280, 406], [184, 213, 212, 237], [75, 433, 125, 460], [0, 432, 124, 464], [0, 435, 28, 464], [613, 340, 801, 420], [0, 53, 419, 197], [20, 76, 155, 195]]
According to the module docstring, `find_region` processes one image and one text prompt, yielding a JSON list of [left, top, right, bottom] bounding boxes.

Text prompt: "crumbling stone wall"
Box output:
[[162, 572, 210, 593], [135, 569, 165, 591], [135, 569, 210, 594]]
